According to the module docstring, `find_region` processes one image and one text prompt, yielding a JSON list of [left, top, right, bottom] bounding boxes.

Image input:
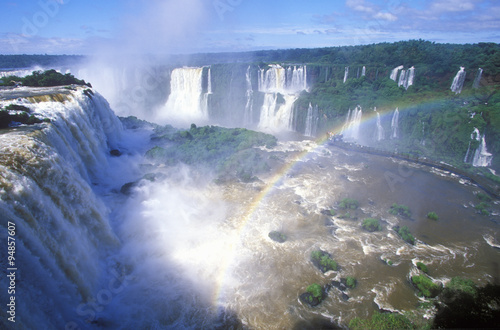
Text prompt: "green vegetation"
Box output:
[[394, 225, 416, 245], [444, 277, 477, 296], [476, 192, 492, 202], [0, 69, 90, 87], [0, 54, 84, 69], [338, 198, 359, 210], [349, 311, 416, 330], [300, 283, 325, 306], [306, 283, 323, 298], [268, 231, 287, 243], [389, 203, 412, 218], [311, 250, 338, 273], [426, 212, 438, 221], [145, 124, 277, 181], [345, 276, 357, 289], [475, 202, 491, 216], [411, 275, 441, 298], [416, 262, 428, 274], [362, 218, 382, 232]]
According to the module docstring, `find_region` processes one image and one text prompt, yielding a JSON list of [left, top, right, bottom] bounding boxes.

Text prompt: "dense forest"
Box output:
[[0, 54, 84, 69]]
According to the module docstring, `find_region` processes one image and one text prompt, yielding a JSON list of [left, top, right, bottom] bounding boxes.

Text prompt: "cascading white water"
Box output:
[[0, 88, 125, 329], [398, 70, 407, 87], [243, 65, 254, 126], [391, 107, 399, 139], [465, 128, 493, 167], [375, 109, 384, 141], [473, 68, 483, 89], [162, 67, 208, 125], [304, 103, 318, 137], [390, 65, 404, 81], [451, 67, 466, 94], [343, 67, 349, 83], [361, 66, 366, 77], [342, 106, 362, 141], [257, 64, 307, 132], [397, 66, 415, 90], [406, 66, 415, 89]]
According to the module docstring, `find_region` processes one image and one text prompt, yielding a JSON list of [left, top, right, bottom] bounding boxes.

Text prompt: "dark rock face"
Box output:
[[110, 149, 122, 157]]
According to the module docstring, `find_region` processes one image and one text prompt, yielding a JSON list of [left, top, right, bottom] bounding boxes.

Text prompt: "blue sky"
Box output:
[[0, 0, 499, 55]]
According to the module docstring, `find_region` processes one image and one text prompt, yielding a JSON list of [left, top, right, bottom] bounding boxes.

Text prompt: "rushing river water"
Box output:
[[110, 138, 500, 329]]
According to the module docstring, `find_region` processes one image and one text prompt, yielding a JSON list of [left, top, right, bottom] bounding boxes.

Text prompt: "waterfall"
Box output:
[[0, 88, 123, 329], [207, 67, 213, 94], [398, 70, 407, 87], [375, 109, 384, 141], [473, 136, 493, 167], [257, 64, 307, 132], [304, 103, 319, 137], [406, 66, 415, 89], [163, 67, 208, 124], [343, 67, 349, 83], [243, 66, 254, 126], [390, 65, 404, 81], [465, 128, 493, 167], [391, 108, 399, 139], [473, 68, 483, 89], [362, 66, 366, 77], [342, 106, 362, 141], [450, 67, 466, 94]]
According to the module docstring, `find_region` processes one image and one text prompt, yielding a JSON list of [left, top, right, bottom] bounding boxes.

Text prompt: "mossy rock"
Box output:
[[311, 250, 338, 273], [300, 283, 326, 307], [411, 275, 442, 298], [268, 231, 287, 243]]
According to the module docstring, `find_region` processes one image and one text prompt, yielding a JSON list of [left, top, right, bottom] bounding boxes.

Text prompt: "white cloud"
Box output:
[[373, 12, 398, 22], [430, 0, 477, 13], [346, 0, 377, 14]]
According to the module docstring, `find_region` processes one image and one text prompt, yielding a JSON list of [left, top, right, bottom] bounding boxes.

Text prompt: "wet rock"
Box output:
[[120, 182, 137, 195], [340, 292, 350, 301], [268, 231, 287, 243], [110, 149, 122, 157]]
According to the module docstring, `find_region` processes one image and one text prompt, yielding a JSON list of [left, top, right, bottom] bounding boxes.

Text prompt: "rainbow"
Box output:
[[211, 102, 439, 307]]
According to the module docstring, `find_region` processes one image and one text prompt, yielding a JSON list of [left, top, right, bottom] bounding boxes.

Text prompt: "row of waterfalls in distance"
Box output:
[[138, 63, 492, 168], [0, 63, 492, 168]]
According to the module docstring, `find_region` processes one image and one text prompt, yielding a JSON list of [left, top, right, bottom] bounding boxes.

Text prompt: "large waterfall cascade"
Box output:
[[450, 67, 466, 94], [257, 64, 308, 132], [343, 66, 349, 83], [163, 67, 210, 124], [390, 65, 404, 81], [0, 88, 126, 328], [390, 65, 414, 90]]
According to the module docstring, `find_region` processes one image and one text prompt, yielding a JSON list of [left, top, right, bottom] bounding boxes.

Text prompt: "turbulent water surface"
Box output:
[[0, 88, 499, 329]]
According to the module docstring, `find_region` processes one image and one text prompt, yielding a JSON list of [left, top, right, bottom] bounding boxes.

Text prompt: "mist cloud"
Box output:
[[116, 0, 210, 55]]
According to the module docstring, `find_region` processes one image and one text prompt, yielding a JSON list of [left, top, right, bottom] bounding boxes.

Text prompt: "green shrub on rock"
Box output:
[[411, 275, 441, 298], [311, 250, 338, 272], [339, 198, 359, 210], [362, 218, 381, 232]]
